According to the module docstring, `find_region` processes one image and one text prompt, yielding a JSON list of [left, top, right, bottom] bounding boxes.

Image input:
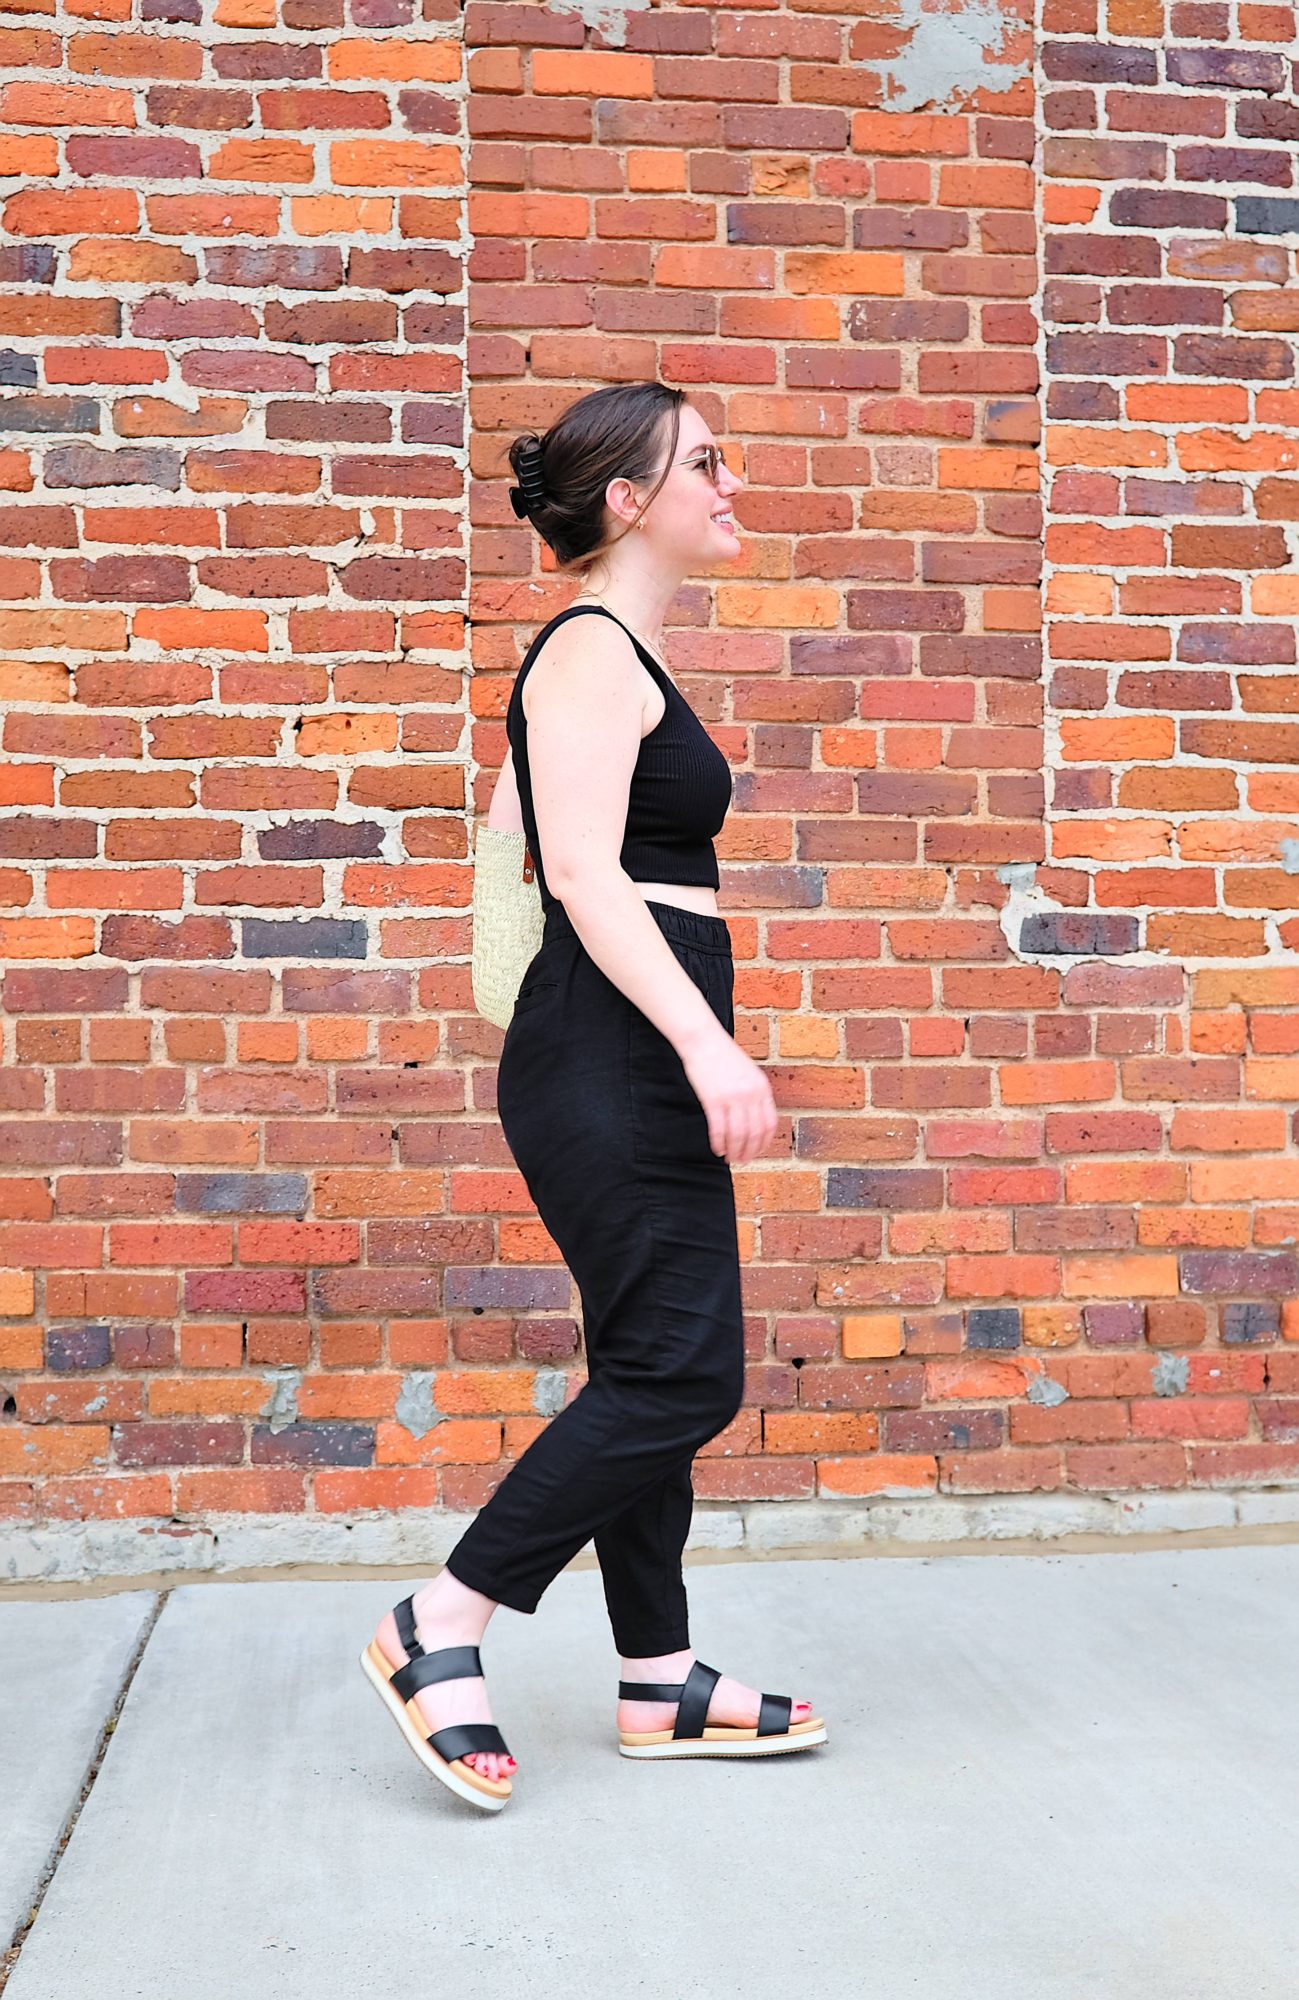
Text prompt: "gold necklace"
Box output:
[[570, 592, 670, 675]]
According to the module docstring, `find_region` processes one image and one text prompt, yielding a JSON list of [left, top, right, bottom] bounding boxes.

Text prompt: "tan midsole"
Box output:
[[618, 1714, 824, 1746], [363, 1637, 511, 1798]]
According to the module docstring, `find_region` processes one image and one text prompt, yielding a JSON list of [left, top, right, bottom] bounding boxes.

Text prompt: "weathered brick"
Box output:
[[5, 0, 1297, 1541], [45, 1324, 112, 1371], [1183, 1253, 1299, 1297]]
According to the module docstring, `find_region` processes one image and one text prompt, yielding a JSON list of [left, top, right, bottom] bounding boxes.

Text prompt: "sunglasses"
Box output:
[[681, 443, 727, 486]]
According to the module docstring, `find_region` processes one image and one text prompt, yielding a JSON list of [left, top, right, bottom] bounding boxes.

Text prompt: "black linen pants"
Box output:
[[444, 898, 746, 1657]]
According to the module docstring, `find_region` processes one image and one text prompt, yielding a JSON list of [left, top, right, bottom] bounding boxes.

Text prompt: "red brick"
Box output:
[[5, 9, 1294, 1541]]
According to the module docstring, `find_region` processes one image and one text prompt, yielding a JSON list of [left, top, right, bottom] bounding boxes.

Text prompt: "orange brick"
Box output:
[[1061, 1255, 1183, 1299], [1192, 1158, 1299, 1201], [946, 1254, 1065, 1298], [374, 1417, 502, 1465], [1000, 1061, 1115, 1106], [0, 1424, 110, 1475], [842, 1314, 904, 1358], [315, 1467, 441, 1510], [818, 1453, 938, 1495], [763, 1411, 879, 1453], [1066, 1160, 1189, 1203], [0, 1270, 36, 1316], [531, 50, 654, 97], [1063, 712, 1175, 756], [925, 1356, 1035, 1399]]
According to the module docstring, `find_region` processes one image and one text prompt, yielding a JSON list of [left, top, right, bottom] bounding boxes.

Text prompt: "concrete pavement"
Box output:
[[2, 1590, 155, 1954], [3, 1540, 1298, 1999]]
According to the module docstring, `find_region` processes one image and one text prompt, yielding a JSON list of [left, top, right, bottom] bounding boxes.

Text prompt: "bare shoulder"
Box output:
[[521, 609, 652, 733]]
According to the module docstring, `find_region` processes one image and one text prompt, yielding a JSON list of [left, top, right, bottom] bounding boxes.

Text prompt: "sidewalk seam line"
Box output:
[[0, 1589, 170, 1997]]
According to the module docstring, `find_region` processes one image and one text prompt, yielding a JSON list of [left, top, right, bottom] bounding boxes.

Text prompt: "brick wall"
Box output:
[[1, 0, 1297, 1568], [1039, 0, 1299, 1489]]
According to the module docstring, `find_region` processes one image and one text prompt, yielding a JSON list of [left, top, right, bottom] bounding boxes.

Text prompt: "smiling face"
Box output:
[[613, 401, 746, 568]]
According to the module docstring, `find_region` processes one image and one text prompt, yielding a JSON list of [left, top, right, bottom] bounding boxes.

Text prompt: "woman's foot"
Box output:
[[373, 1574, 515, 1785], [616, 1647, 814, 1737]]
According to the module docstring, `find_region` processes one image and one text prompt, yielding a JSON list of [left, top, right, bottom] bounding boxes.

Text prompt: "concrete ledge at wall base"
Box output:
[[5, 1487, 1299, 1584]]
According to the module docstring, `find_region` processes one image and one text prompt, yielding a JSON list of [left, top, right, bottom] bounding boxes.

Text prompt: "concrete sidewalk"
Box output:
[[4, 1540, 1298, 2000]]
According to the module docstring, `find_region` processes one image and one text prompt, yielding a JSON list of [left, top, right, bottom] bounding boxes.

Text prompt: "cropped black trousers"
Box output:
[[444, 898, 746, 1657]]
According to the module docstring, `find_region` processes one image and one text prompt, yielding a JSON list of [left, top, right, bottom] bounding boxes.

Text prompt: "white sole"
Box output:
[[618, 1724, 828, 1759], [358, 1643, 511, 1812]]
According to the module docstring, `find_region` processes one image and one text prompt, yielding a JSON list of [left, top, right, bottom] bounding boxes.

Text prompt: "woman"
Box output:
[[361, 382, 827, 1811]]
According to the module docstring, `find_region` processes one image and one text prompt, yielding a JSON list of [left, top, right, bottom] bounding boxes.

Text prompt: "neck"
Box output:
[[573, 565, 684, 657]]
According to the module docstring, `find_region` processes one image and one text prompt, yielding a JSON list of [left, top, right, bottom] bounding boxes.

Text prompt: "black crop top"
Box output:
[[505, 603, 733, 915]]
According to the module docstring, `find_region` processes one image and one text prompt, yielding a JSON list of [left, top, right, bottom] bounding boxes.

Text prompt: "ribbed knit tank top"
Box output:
[[505, 603, 733, 916]]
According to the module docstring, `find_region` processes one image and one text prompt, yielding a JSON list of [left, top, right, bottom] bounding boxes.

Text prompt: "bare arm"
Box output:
[[486, 742, 525, 836], [524, 619, 776, 1163]]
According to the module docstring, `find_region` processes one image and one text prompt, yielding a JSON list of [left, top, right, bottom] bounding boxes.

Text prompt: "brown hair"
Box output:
[[506, 382, 687, 574]]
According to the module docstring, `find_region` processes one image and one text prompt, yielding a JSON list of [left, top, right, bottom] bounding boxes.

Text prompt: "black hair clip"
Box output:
[[509, 437, 547, 520]]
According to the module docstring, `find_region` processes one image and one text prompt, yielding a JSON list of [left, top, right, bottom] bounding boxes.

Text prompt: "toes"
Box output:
[[465, 1752, 514, 1783]]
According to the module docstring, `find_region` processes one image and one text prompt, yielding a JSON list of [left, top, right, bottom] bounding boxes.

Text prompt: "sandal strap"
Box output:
[[394, 1595, 423, 1657], [674, 1659, 721, 1740], [757, 1692, 793, 1736], [427, 1721, 511, 1764], [391, 1643, 483, 1704], [618, 1658, 795, 1739]]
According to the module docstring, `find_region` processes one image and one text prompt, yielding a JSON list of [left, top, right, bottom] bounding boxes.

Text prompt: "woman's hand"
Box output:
[[679, 1030, 778, 1165]]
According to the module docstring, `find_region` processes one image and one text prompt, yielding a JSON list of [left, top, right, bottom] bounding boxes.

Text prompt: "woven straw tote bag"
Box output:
[[471, 821, 544, 1029]]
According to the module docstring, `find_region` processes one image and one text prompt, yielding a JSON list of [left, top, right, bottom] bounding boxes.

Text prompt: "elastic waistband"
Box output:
[[543, 897, 732, 957]]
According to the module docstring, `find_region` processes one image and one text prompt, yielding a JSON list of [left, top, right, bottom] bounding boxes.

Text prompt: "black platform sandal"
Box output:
[[617, 1657, 828, 1759], [360, 1594, 514, 1811]]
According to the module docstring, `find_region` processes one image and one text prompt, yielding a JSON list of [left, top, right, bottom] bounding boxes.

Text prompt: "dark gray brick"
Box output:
[[1019, 912, 1141, 955], [46, 1325, 112, 1371], [174, 1172, 309, 1215], [250, 1422, 375, 1466], [966, 1308, 1022, 1350], [241, 918, 369, 960], [2, 397, 100, 434], [826, 1169, 944, 1210], [1236, 197, 1299, 236], [1221, 1300, 1282, 1344], [258, 821, 385, 861], [43, 446, 182, 490], [444, 1268, 572, 1310], [0, 351, 38, 388], [0, 246, 57, 285]]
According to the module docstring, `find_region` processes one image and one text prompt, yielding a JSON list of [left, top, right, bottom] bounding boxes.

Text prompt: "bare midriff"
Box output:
[[630, 881, 720, 917]]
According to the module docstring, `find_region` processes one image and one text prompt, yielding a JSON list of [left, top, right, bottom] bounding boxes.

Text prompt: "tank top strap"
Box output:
[[518, 602, 673, 693]]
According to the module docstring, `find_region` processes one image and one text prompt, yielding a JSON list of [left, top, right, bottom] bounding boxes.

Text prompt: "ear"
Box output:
[[604, 474, 641, 529]]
